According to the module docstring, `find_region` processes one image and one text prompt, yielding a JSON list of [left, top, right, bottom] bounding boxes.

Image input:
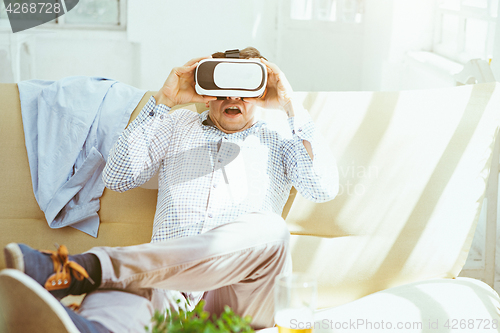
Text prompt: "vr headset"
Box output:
[[195, 49, 267, 98]]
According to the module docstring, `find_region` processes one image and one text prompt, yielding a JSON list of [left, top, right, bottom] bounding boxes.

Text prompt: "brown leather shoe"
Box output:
[[41, 244, 94, 291], [4, 243, 95, 299]]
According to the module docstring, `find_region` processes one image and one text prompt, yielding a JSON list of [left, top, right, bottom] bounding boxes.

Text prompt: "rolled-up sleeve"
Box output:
[[102, 96, 174, 192], [282, 105, 339, 202]]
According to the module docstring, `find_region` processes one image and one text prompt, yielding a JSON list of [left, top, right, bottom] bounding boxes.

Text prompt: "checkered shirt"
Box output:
[[103, 96, 338, 242]]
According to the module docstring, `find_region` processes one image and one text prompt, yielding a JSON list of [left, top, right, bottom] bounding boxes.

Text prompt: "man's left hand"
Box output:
[[245, 59, 294, 111]]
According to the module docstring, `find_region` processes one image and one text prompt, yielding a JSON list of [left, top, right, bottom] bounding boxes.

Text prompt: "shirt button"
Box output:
[[208, 213, 213, 218], [160, 115, 164, 120], [149, 111, 154, 116], [298, 128, 302, 132], [218, 159, 222, 163], [213, 184, 217, 188], [292, 130, 295, 134]]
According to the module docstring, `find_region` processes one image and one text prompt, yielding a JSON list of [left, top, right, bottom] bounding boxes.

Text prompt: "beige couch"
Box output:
[[2, 82, 500, 332]]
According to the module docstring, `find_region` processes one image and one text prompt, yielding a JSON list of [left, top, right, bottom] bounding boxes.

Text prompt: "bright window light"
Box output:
[[291, 0, 313, 20], [463, 0, 488, 9], [441, 13, 459, 50], [434, 0, 496, 64], [64, 0, 119, 25], [465, 18, 488, 59], [316, 0, 337, 21], [491, 0, 498, 17], [290, 0, 363, 23], [440, 0, 460, 11]]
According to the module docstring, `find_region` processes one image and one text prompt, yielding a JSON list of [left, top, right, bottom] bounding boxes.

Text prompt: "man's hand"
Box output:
[[154, 56, 216, 108], [245, 59, 294, 112], [247, 59, 313, 159]]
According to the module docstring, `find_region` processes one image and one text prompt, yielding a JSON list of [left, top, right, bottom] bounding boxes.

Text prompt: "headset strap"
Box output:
[[224, 49, 240, 58]]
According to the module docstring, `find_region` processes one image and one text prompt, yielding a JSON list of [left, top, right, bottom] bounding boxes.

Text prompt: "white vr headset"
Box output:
[[195, 49, 267, 98]]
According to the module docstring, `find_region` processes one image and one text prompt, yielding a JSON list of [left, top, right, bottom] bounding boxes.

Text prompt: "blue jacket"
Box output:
[[18, 77, 146, 237]]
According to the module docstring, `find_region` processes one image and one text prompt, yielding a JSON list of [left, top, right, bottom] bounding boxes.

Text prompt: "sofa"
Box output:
[[1, 82, 500, 332]]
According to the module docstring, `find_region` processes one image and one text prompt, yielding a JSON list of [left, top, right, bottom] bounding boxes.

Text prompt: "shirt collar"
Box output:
[[200, 110, 214, 127]]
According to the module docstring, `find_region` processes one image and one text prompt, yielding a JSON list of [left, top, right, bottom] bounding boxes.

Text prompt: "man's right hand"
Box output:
[[154, 56, 216, 108]]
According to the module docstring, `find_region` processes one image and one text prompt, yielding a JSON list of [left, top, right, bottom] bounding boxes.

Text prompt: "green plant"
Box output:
[[145, 300, 255, 333]]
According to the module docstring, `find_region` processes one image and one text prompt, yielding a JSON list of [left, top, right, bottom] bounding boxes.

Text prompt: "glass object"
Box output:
[[275, 274, 317, 332], [64, 0, 119, 25]]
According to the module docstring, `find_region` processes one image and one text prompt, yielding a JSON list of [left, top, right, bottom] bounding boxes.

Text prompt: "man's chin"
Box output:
[[218, 121, 247, 133]]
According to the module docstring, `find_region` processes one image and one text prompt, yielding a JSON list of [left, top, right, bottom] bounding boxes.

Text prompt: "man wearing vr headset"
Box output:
[[3, 47, 338, 333]]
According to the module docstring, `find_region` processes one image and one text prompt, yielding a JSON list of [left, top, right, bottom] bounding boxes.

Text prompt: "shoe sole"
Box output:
[[0, 269, 80, 333], [4, 243, 25, 272]]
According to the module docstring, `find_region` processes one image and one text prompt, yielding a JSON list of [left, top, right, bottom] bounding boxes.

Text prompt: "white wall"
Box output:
[[275, 2, 364, 92], [29, 30, 140, 86], [361, 0, 437, 91], [277, 24, 364, 91], [11, 0, 418, 92], [6, 0, 497, 93], [127, 0, 279, 91], [12, 0, 279, 90], [361, 0, 393, 91]]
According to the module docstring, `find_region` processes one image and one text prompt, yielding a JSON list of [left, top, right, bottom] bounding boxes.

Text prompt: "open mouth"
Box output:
[[224, 106, 242, 116]]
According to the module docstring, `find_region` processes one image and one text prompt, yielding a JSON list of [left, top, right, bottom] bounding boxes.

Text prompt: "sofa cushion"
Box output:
[[3, 83, 500, 311], [282, 83, 500, 307], [0, 85, 156, 268], [135, 85, 500, 308]]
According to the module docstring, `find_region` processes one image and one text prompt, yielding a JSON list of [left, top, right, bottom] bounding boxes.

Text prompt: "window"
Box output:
[[434, 0, 497, 63], [290, 0, 364, 23], [0, 0, 126, 29]]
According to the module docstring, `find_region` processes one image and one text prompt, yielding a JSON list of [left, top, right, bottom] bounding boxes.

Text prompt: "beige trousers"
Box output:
[[79, 212, 292, 332]]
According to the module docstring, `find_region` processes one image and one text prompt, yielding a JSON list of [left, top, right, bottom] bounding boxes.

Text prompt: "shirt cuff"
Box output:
[[136, 96, 172, 122], [287, 104, 315, 142]]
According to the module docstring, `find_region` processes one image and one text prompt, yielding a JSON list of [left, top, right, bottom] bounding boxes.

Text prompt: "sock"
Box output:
[[69, 253, 102, 295]]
